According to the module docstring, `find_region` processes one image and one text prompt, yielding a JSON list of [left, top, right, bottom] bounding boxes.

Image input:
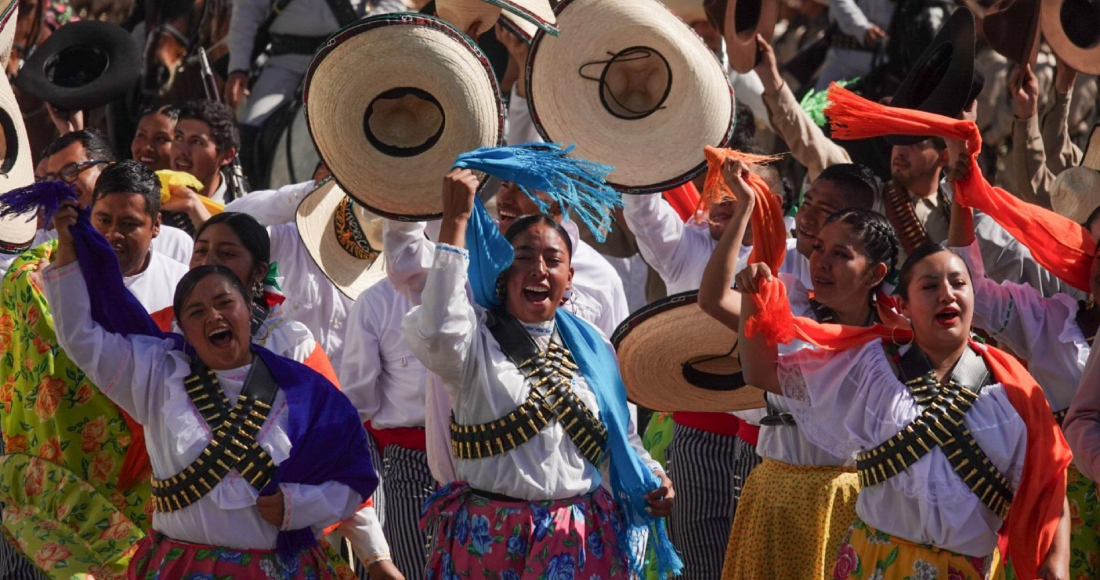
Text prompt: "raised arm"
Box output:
[[223, 180, 317, 226], [383, 220, 436, 305], [734, 263, 783, 396], [698, 159, 755, 331], [1009, 64, 1056, 207], [1040, 59, 1083, 173]]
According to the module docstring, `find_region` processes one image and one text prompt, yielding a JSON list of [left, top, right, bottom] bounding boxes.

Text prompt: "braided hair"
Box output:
[[822, 208, 899, 292]]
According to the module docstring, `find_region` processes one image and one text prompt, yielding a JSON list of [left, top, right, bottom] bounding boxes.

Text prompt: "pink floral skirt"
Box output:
[[127, 532, 355, 580], [420, 482, 630, 580]]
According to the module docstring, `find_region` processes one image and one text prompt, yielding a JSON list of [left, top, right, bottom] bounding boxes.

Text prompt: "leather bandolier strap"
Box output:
[[856, 347, 1014, 519], [152, 356, 280, 512], [450, 309, 608, 467], [883, 181, 934, 256]]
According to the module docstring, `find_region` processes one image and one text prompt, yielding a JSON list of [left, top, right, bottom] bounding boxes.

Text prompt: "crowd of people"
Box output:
[[0, 0, 1096, 579]]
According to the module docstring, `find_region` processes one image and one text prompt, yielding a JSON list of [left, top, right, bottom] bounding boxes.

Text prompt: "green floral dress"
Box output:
[[0, 243, 148, 579], [641, 412, 674, 580]]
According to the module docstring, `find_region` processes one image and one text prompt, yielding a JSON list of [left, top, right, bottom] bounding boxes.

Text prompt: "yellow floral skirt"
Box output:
[[834, 519, 1003, 580], [720, 458, 859, 580]]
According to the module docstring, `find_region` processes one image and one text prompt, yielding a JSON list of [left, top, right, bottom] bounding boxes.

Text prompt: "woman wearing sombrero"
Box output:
[[401, 144, 682, 580], [697, 156, 897, 580], [33, 192, 378, 579]]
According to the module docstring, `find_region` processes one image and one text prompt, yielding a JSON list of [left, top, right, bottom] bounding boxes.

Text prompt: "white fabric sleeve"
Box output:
[[41, 262, 174, 424], [383, 220, 436, 306], [507, 86, 543, 146], [338, 504, 392, 566], [622, 194, 690, 286], [279, 481, 362, 532], [228, 0, 269, 74], [340, 293, 384, 423], [829, 0, 873, 38], [401, 245, 478, 385], [224, 181, 316, 226]]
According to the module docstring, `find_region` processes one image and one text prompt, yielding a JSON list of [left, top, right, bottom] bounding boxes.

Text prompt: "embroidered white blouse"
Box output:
[[953, 240, 1089, 412], [42, 262, 361, 549], [777, 339, 1027, 557], [402, 244, 659, 500]]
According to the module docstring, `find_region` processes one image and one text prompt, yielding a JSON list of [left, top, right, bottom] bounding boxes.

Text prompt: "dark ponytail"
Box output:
[[822, 208, 899, 292]]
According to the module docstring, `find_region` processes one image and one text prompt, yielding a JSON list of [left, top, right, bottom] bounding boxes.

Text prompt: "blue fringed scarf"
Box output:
[[452, 143, 623, 242], [455, 149, 683, 578], [0, 182, 379, 562]]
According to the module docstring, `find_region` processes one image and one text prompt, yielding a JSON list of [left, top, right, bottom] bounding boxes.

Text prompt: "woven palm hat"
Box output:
[[526, 0, 735, 194], [296, 179, 387, 301], [437, 0, 557, 39], [1042, 0, 1100, 75], [0, 0, 37, 254], [612, 291, 765, 412], [304, 14, 504, 221], [1049, 124, 1100, 224]]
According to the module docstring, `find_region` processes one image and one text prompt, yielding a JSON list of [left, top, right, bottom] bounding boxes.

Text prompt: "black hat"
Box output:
[[14, 21, 141, 111], [887, 8, 977, 146]]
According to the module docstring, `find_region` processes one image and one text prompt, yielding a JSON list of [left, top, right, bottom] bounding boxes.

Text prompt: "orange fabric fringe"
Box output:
[[824, 83, 1097, 292]]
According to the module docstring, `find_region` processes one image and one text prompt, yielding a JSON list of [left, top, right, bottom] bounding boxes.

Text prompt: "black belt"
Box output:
[[269, 33, 329, 56], [469, 488, 529, 503]]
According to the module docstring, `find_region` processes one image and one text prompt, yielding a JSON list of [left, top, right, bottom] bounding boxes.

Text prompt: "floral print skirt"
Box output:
[[420, 482, 630, 580], [1066, 464, 1100, 579], [127, 532, 356, 580], [832, 519, 1003, 580]]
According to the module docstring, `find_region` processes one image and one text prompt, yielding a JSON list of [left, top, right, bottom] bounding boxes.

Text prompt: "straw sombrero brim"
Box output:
[[304, 14, 503, 221], [526, 0, 735, 194], [491, 0, 558, 35], [611, 291, 765, 412], [296, 180, 388, 301], [1042, 0, 1100, 75], [1050, 167, 1100, 225], [0, 1, 38, 251]]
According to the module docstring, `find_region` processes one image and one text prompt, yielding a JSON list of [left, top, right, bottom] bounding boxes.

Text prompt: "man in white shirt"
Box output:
[[172, 100, 240, 204]]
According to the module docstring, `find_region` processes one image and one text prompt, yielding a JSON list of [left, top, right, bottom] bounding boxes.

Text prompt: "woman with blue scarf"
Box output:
[[402, 145, 683, 580]]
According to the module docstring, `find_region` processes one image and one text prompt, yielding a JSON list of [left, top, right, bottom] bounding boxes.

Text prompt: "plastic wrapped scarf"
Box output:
[[156, 169, 226, 215], [452, 143, 622, 243], [823, 83, 1097, 293], [462, 186, 683, 578]]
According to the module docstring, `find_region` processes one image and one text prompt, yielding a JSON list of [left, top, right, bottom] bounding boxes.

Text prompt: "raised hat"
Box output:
[[1042, 0, 1100, 75], [1049, 124, 1100, 224], [724, 0, 778, 73], [13, 21, 141, 111], [304, 14, 504, 220], [612, 291, 765, 412], [0, 0, 38, 254], [436, 0, 557, 39], [982, 0, 1041, 64], [296, 179, 387, 300], [526, 0, 735, 194], [887, 7, 977, 146]]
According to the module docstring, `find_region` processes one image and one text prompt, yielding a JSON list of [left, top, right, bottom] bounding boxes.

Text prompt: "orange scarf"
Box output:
[[708, 141, 1070, 579], [823, 83, 1097, 293]]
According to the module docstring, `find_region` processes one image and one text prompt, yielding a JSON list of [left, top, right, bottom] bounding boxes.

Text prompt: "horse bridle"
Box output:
[[146, 0, 218, 65], [10, 0, 46, 75]]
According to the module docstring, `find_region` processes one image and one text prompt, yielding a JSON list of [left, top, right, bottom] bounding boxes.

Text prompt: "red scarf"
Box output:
[[823, 84, 1097, 293]]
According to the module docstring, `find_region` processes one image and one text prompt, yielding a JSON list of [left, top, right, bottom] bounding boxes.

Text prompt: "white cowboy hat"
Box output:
[[296, 179, 388, 301], [526, 0, 735, 194], [304, 14, 504, 220], [1049, 124, 1100, 225], [0, 0, 39, 255]]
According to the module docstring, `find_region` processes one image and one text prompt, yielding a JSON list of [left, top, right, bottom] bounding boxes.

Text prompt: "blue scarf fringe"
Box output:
[[453, 143, 623, 243], [464, 198, 683, 578]]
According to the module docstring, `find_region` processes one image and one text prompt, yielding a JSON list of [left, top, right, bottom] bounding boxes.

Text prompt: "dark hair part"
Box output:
[[816, 163, 878, 210], [173, 265, 249, 321], [503, 214, 574, 259], [139, 103, 179, 122], [92, 160, 162, 218], [194, 212, 271, 266], [177, 100, 240, 152], [895, 243, 971, 300], [43, 129, 117, 163], [822, 208, 899, 291]]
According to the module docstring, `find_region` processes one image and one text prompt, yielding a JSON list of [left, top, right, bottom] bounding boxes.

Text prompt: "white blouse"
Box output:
[[122, 250, 189, 313], [42, 262, 361, 550], [402, 244, 659, 500], [953, 241, 1089, 412], [777, 340, 1027, 557]]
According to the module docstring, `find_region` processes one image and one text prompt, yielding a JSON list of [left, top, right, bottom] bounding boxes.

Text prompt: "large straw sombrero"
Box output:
[[304, 14, 504, 221], [1049, 124, 1100, 225], [1042, 0, 1100, 75], [612, 291, 765, 412], [526, 0, 735, 194], [14, 21, 141, 111], [0, 0, 37, 255], [296, 179, 387, 300], [436, 0, 557, 39]]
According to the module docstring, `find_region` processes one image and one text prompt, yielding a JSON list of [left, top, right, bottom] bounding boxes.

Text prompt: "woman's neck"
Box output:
[[918, 339, 969, 383], [831, 299, 873, 327]]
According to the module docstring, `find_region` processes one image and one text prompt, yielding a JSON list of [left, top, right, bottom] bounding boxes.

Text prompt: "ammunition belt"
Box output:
[[883, 182, 932, 256]]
